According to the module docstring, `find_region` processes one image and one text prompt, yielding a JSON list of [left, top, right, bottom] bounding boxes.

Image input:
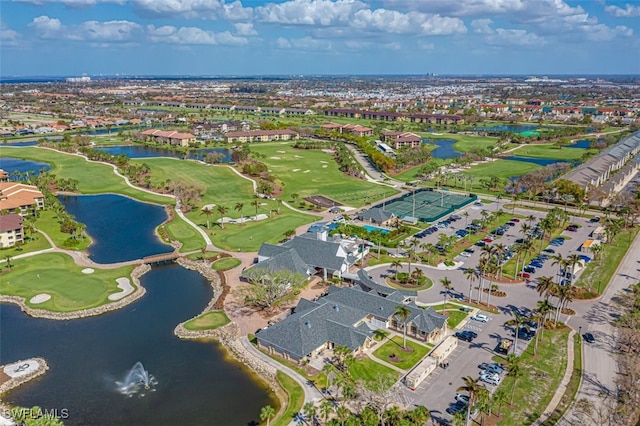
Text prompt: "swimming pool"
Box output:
[[362, 225, 390, 234]]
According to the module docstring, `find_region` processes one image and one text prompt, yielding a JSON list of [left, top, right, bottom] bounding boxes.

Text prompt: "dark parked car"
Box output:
[[454, 331, 475, 342], [589, 216, 601, 223], [583, 332, 595, 343], [523, 266, 536, 273]]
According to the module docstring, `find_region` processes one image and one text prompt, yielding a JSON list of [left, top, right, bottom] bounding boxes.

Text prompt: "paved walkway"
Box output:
[[532, 329, 576, 425], [240, 336, 324, 405]]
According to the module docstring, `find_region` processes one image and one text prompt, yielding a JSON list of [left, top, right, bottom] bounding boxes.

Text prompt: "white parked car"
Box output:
[[471, 313, 489, 323], [480, 373, 501, 386]]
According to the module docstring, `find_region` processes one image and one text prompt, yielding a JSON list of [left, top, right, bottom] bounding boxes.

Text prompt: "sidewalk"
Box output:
[[532, 329, 576, 425]]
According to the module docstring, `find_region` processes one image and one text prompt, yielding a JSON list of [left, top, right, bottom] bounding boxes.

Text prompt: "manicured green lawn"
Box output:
[[163, 214, 206, 252], [211, 212, 318, 252], [211, 257, 241, 271], [371, 335, 432, 371], [385, 276, 433, 291], [0, 147, 171, 204], [509, 144, 596, 160], [250, 143, 398, 207], [0, 252, 134, 311], [576, 226, 639, 294], [462, 159, 541, 180], [183, 311, 230, 330], [493, 328, 570, 426], [272, 372, 304, 426], [442, 310, 469, 328], [35, 209, 91, 251], [349, 357, 399, 383]]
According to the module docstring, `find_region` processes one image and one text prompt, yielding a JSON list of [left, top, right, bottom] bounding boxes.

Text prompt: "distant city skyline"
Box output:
[[2, 0, 640, 77]]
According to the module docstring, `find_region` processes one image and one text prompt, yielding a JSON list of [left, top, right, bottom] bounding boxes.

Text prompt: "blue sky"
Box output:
[[1, 0, 639, 76]]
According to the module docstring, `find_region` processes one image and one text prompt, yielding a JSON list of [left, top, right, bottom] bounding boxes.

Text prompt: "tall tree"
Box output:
[[456, 376, 485, 426], [216, 205, 229, 229], [394, 305, 412, 350], [200, 206, 214, 229], [260, 405, 275, 426]]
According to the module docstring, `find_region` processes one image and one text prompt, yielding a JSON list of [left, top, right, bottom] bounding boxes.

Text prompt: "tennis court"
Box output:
[[375, 189, 477, 223]]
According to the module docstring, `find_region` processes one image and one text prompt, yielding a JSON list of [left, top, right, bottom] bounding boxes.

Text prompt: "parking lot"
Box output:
[[366, 201, 603, 422]]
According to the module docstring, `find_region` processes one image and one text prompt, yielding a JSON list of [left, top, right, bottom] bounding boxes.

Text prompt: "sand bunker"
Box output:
[[81, 268, 95, 274], [108, 278, 134, 301], [294, 155, 303, 158], [201, 203, 216, 211], [30, 293, 51, 304], [270, 156, 281, 160], [4, 359, 42, 378], [277, 150, 286, 153], [303, 170, 310, 173], [292, 169, 300, 172], [320, 161, 328, 163], [322, 165, 327, 168]]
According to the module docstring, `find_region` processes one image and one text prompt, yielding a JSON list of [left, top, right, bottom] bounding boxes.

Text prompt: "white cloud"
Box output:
[[30, 16, 141, 42], [351, 9, 466, 35], [131, 0, 252, 20], [15, 0, 125, 7], [73, 20, 141, 41], [486, 28, 546, 46], [471, 18, 493, 34], [256, 0, 365, 25], [583, 24, 633, 41], [274, 36, 332, 50], [146, 25, 248, 45], [29, 15, 63, 39], [417, 40, 435, 50], [0, 21, 21, 47], [605, 3, 640, 18], [234, 22, 257, 36]]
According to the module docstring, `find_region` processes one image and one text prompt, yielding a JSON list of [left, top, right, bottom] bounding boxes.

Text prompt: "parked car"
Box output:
[[530, 262, 544, 269], [583, 332, 595, 343], [518, 272, 531, 279], [480, 372, 501, 386], [516, 327, 534, 341], [590, 216, 601, 223], [454, 331, 474, 342], [566, 225, 578, 232], [476, 241, 487, 247], [479, 363, 504, 375], [543, 248, 556, 254], [455, 393, 470, 404], [482, 237, 493, 243], [510, 218, 520, 222], [464, 248, 475, 254], [446, 401, 467, 415], [471, 313, 489, 323], [459, 251, 472, 258], [523, 266, 536, 273]]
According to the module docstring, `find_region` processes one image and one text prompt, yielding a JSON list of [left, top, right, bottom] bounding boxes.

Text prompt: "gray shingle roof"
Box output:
[[283, 235, 346, 271], [258, 243, 290, 258], [359, 207, 394, 223], [357, 269, 417, 297], [248, 249, 312, 277]]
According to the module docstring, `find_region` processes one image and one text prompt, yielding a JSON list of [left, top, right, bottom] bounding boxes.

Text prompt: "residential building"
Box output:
[[0, 213, 24, 248], [139, 129, 197, 147], [0, 182, 45, 215], [381, 131, 422, 149], [256, 285, 447, 363]]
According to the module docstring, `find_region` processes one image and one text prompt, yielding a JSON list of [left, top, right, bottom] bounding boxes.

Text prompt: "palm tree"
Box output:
[[260, 405, 275, 426], [565, 254, 583, 284], [535, 276, 555, 301], [463, 267, 477, 303], [412, 267, 425, 284], [319, 400, 333, 425], [216, 205, 228, 229], [251, 199, 260, 219], [492, 387, 508, 417], [303, 402, 317, 425], [394, 305, 412, 350], [504, 312, 527, 355], [406, 248, 416, 280], [535, 299, 554, 339], [440, 276, 452, 305], [506, 354, 522, 404], [200, 206, 214, 229], [4, 255, 12, 271], [457, 376, 485, 426], [234, 202, 244, 219], [391, 260, 402, 280], [550, 254, 566, 284]]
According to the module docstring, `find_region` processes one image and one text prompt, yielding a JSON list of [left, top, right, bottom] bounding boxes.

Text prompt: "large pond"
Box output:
[[0, 157, 50, 176], [59, 194, 174, 264], [423, 139, 462, 159], [505, 156, 571, 166], [94, 146, 232, 162], [564, 139, 592, 149], [1, 263, 275, 425]]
